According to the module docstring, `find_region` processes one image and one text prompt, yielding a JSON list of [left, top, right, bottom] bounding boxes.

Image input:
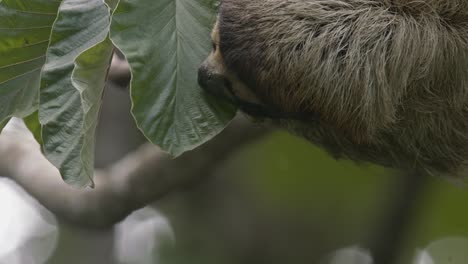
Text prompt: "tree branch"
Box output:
[[107, 52, 131, 88], [367, 170, 429, 264], [0, 116, 269, 228]]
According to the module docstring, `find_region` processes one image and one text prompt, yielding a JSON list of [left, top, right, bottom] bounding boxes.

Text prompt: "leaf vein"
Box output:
[[0, 67, 42, 85], [0, 55, 45, 69], [0, 25, 52, 30], [2, 7, 57, 16]]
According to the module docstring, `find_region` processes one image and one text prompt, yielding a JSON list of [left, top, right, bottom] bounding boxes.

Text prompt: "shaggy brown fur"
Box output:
[[200, 0, 468, 177]]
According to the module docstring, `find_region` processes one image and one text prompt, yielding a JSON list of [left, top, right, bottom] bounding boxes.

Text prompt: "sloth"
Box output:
[[198, 0, 468, 177]]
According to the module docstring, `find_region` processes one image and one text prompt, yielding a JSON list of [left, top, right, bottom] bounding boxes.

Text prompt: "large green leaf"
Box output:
[[0, 0, 60, 125], [110, 0, 236, 156], [39, 0, 114, 187]]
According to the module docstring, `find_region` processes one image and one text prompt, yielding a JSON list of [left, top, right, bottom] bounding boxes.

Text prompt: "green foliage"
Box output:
[[0, 0, 60, 124], [0, 0, 235, 186], [110, 0, 235, 156]]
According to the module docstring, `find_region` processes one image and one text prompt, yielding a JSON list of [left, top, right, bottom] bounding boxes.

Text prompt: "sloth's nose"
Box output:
[[197, 64, 211, 89], [197, 63, 232, 100]]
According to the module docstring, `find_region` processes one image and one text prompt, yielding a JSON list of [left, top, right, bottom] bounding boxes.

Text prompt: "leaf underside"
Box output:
[[39, 0, 114, 187], [110, 0, 236, 156]]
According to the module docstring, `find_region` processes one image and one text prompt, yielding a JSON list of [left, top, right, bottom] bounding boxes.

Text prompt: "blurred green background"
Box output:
[[3, 85, 468, 264]]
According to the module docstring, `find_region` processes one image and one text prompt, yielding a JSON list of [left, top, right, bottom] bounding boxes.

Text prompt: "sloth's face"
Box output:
[[198, 18, 320, 123], [198, 20, 290, 119]]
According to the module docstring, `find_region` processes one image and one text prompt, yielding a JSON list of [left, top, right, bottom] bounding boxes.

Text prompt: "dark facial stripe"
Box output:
[[223, 79, 320, 122]]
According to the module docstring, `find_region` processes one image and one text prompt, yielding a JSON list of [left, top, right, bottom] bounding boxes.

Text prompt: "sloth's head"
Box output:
[[197, 20, 311, 121], [197, 0, 389, 141], [198, 21, 258, 114], [197, 0, 468, 177], [198, 0, 468, 141]]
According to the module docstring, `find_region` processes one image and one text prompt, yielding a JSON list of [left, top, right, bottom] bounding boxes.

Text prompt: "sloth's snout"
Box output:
[[197, 62, 232, 100], [197, 63, 211, 90]]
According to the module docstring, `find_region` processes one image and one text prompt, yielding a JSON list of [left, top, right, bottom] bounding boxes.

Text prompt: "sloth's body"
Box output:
[[198, 0, 468, 177]]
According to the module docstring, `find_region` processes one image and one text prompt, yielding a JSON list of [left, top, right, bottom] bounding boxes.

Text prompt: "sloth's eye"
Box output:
[[212, 42, 217, 52]]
